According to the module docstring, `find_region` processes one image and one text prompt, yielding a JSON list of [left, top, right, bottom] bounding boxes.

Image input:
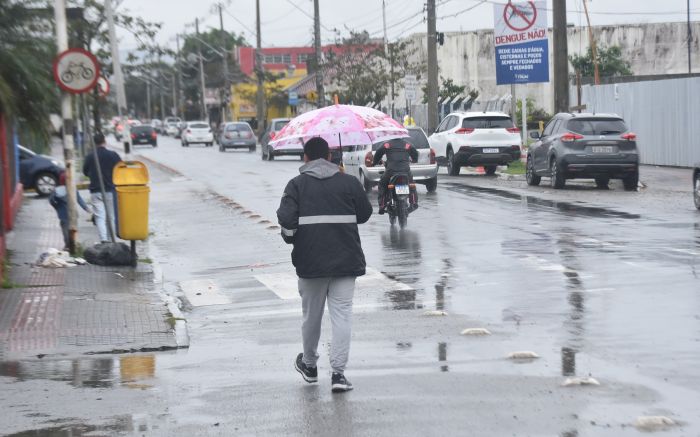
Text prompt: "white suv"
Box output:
[[428, 111, 522, 175]]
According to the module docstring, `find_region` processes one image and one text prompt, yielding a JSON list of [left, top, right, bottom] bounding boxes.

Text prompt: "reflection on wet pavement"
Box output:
[[0, 354, 156, 389]]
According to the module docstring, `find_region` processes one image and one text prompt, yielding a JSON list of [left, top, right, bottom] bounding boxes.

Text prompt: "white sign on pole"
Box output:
[[404, 74, 418, 101]]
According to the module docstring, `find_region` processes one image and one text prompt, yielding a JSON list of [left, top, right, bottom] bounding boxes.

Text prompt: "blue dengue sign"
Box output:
[[493, 1, 549, 85]]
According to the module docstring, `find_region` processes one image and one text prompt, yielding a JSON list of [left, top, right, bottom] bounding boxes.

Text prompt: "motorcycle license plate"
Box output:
[[395, 185, 410, 195]]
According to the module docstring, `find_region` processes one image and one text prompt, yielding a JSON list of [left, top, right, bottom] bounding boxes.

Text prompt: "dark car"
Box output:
[[261, 118, 297, 160], [18, 145, 64, 196], [526, 113, 639, 190], [130, 124, 158, 147], [693, 163, 700, 210], [218, 122, 256, 152]]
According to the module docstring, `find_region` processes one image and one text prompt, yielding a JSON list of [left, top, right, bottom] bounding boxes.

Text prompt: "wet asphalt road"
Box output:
[[2, 135, 700, 436]]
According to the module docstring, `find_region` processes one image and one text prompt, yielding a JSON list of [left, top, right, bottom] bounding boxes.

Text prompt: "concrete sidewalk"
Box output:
[[0, 193, 180, 361]]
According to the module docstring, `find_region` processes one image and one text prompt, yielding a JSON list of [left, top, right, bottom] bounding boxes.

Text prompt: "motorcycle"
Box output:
[[385, 173, 417, 228]]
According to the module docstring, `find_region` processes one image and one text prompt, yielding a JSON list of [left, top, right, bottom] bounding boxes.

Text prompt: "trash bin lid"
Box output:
[[113, 160, 149, 186]]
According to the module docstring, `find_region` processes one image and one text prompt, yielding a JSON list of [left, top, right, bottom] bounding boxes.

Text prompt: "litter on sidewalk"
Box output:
[[35, 248, 87, 268]]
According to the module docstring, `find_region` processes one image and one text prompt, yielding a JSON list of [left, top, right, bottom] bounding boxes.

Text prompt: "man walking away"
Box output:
[[83, 132, 121, 243], [277, 137, 373, 393]]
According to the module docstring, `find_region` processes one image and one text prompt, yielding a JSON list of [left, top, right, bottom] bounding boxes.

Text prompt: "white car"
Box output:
[[428, 111, 522, 176], [343, 127, 439, 193], [164, 117, 182, 136], [181, 121, 214, 147]]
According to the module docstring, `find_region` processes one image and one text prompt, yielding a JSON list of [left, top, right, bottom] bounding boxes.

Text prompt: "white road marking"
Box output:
[[255, 267, 413, 300], [180, 279, 231, 306], [562, 377, 600, 386]]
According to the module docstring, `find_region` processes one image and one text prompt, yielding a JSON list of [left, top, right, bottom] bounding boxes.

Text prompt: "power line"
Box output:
[[285, 0, 334, 32], [437, 0, 487, 20]]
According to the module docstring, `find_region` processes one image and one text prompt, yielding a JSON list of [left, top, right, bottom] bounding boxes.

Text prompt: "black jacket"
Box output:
[[277, 159, 373, 278], [372, 138, 419, 173], [83, 147, 122, 193]]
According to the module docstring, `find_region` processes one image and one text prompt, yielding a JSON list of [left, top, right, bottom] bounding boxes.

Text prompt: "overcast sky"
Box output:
[[118, 0, 697, 53]]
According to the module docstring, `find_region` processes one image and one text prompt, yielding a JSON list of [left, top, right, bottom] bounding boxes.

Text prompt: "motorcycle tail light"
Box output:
[[387, 184, 395, 189], [364, 151, 374, 167]]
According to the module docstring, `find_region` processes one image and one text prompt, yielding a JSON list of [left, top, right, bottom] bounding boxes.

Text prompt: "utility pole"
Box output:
[[383, 0, 394, 118], [427, 0, 438, 133], [313, 0, 325, 107], [196, 18, 208, 121], [552, 0, 569, 113], [382, 0, 388, 54], [582, 0, 599, 85], [157, 53, 165, 122], [176, 34, 184, 118], [688, 0, 693, 74], [255, 0, 265, 133], [146, 78, 151, 120], [219, 3, 230, 122], [105, 0, 130, 155], [53, 0, 78, 254]]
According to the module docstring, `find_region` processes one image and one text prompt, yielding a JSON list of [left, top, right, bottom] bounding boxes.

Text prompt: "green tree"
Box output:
[[569, 45, 632, 78], [515, 97, 550, 129], [0, 0, 57, 146], [421, 77, 478, 104], [383, 40, 426, 107]]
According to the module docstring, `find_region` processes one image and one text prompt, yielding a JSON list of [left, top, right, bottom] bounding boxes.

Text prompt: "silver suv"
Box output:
[[526, 113, 639, 190]]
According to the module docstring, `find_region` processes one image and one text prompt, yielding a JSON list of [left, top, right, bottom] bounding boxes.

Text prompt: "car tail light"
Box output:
[[455, 128, 474, 134], [242, 131, 251, 138], [270, 132, 276, 140], [621, 132, 637, 140], [364, 151, 374, 167], [388, 184, 395, 189], [225, 133, 233, 139], [507, 127, 521, 133], [429, 148, 436, 164], [130, 133, 136, 140], [561, 132, 584, 142], [151, 131, 157, 139]]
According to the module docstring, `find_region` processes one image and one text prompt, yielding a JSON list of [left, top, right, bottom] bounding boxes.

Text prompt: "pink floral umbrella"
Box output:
[[268, 104, 408, 150]]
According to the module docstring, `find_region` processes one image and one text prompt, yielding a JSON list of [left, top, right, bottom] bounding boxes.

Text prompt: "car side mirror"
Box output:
[[529, 131, 541, 139]]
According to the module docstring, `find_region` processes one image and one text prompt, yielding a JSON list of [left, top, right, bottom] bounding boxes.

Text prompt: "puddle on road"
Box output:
[[0, 354, 157, 389], [5, 414, 150, 437], [443, 183, 642, 220]]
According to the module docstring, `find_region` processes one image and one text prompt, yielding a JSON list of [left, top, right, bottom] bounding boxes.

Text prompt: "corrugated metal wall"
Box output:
[[579, 77, 700, 167]]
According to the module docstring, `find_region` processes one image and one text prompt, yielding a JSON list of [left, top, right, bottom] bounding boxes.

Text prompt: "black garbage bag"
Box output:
[[84, 242, 135, 266]]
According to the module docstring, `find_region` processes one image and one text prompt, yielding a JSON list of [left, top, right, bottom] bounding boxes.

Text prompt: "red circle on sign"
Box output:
[[52, 48, 101, 94], [96, 76, 110, 97], [503, 1, 537, 32]]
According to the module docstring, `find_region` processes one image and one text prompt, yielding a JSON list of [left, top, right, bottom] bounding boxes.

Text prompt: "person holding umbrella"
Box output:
[[277, 137, 372, 393]]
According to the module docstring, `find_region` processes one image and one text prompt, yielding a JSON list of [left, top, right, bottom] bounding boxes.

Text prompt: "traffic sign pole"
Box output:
[[53, 0, 78, 255]]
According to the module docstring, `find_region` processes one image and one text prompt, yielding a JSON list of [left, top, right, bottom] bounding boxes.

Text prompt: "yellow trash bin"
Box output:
[[113, 161, 150, 241]]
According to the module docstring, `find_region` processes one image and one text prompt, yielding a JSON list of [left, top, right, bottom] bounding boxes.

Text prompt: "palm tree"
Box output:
[[0, 0, 57, 145]]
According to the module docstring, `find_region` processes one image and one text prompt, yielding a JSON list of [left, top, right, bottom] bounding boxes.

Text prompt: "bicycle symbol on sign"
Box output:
[[60, 61, 95, 84]]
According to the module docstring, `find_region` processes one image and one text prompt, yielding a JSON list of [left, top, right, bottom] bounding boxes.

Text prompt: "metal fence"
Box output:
[[404, 94, 514, 133], [578, 77, 700, 167]]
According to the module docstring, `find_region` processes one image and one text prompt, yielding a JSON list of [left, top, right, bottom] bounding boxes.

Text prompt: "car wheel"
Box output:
[[550, 158, 565, 189], [623, 170, 639, 191], [34, 172, 58, 196], [694, 174, 700, 210], [484, 165, 497, 176], [447, 148, 460, 176], [219, 145, 225, 152], [249, 145, 256, 152], [595, 177, 610, 189], [526, 155, 541, 186], [425, 177, 438, 193], [360, 171, 373, 193]]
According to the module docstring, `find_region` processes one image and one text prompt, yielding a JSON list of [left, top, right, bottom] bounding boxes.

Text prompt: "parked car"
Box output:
[[218, 122, 256, 152], [343, 127, 439, 193], [130, 124, 158, 147], [693, 163, 700, 210], [428, 111, 521, 176], [18, 145, 64, 196], [164, 117, 182, 136], [181, 121, 214, 147], [526, 113, 639, 190], [261, 118, 295, 160]]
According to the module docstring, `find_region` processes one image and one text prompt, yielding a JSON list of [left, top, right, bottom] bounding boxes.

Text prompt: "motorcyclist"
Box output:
[[373, 138, 419, 214]]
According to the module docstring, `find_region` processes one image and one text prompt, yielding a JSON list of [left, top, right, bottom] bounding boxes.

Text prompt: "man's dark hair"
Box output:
[[93, 132, 105, 146], [304, 137, 329, 161]]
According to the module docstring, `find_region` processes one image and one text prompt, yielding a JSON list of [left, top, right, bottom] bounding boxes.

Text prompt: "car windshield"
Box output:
[[225, 124, 252, 132], [567, 118, 628, 135], [272, 120, 289, 131], [462, 116, 513, 129], [407, 129, 430, 149], [132, 126, 153, 133], [189, 123, 209, 129]]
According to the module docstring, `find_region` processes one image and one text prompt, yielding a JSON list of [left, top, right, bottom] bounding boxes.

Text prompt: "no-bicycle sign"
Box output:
[[493, 1, 549, 85]]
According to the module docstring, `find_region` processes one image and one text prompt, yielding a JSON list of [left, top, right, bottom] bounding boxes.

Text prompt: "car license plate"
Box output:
[[483, 148, 499, 153], [234, 142, 246, 145], [138, 139, 148, 143], [592, 146, 614, 153], [395, 185, 410, 195]]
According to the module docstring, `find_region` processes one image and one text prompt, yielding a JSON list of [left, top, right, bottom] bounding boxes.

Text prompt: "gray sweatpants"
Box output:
[[298, 276, 356, 374]]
